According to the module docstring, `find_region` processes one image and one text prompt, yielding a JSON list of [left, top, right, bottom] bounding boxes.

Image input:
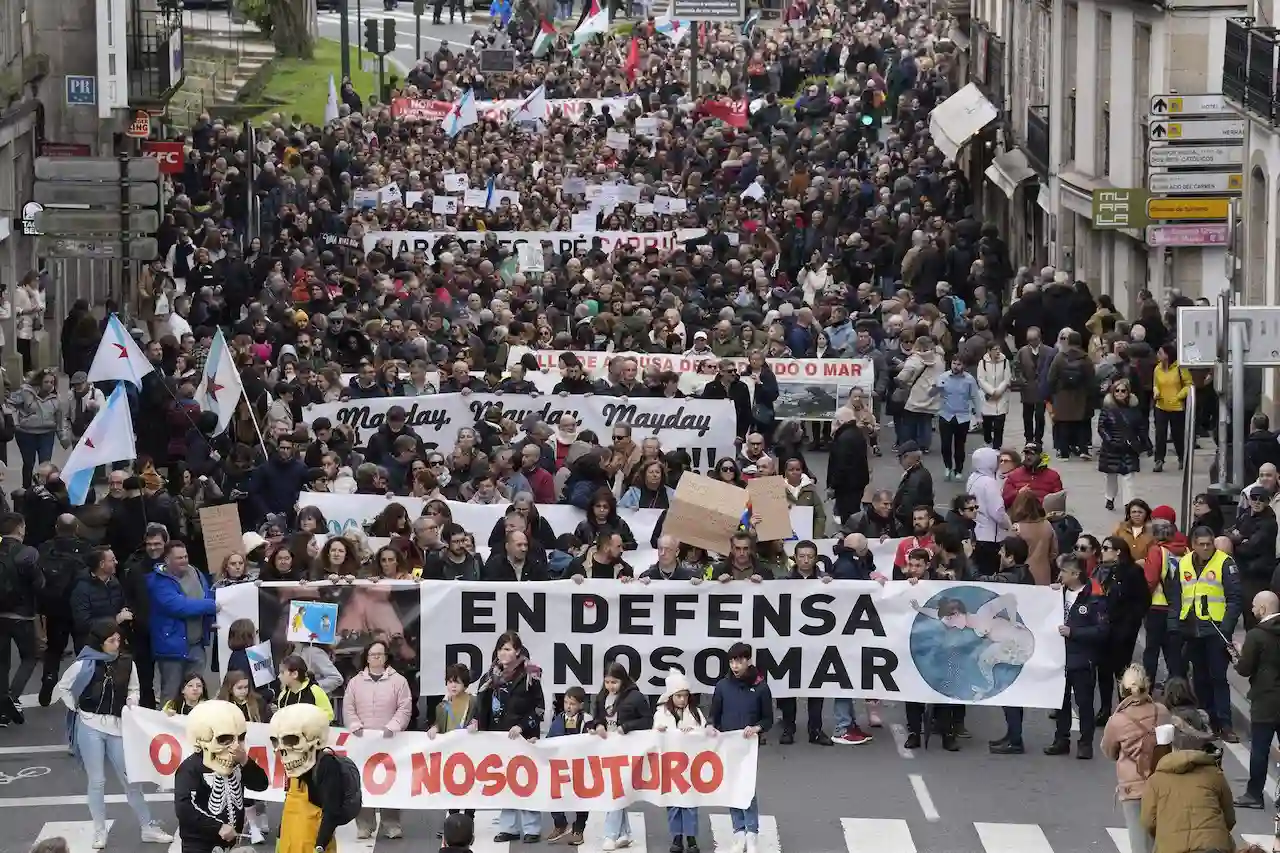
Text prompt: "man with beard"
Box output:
[[247, 434, 308, 525]]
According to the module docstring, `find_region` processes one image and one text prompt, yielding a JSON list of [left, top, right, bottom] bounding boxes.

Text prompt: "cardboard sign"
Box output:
[[199, 504, 244, 574], [746, 476, 793, 542], [245, 639, 275, 688], [664, 474, 746, 554]]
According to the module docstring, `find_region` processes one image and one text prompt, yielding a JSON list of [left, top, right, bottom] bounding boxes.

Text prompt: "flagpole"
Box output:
[[241, 393, 271, 460]]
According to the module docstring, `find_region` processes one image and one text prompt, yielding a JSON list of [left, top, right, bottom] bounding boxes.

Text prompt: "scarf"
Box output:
[[66, 647, 119, 763], [783, 474, 813, 501], [491, 653, 527, 687]]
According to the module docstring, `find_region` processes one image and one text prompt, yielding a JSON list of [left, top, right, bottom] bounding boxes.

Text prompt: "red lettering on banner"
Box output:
[[150, 734, 182, 775], [549, 758, 572, 799], [661, 751, 691, 794], [823, 362, 862, 377], [803, 362, 818, 376], [476, 753, 506, 795], [571, 756, 605, 797], [410, 752, 435, 795], [631, 752, 661, 791], [447, 753, 476, 796], [507, 756, 537, 797], [333, 730, 351, 756], [364, 753, 396, 795], [689, 751, 724, 794], [601, 755, 630, 799], [247, 745, 287, 790]]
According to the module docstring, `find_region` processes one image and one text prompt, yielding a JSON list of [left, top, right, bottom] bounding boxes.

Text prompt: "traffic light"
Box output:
[[413, 0, 425, 16], [383, 19, 397, 53], [364, 18, 380, 55]]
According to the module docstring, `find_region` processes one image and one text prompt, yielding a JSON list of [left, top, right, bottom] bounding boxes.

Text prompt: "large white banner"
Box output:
[[419, 580, 1067, 705], [306, 393, 739, 472], [362, 230, 694, 260], [122, 707, 756, 809]]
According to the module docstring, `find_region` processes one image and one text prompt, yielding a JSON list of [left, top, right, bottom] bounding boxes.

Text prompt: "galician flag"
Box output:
[[195, 328, 245, 436], [572, 0, 608, 50], [445, 89, 478, 138], [324, 74, 340, 125], [63, 383, 136, 506], [510, 84, 547, 123], [87, 314, 155, 389], [532, 18, 557, 58]]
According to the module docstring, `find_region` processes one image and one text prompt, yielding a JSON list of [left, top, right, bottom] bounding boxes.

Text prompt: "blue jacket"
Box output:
[[1062, 584, 1108, 670], [248, 456, 309, 523], [145, 568, 216, 660], [546, 710, 593, 738], [830, 550, 877, 580], [710, 667, 773, 732]]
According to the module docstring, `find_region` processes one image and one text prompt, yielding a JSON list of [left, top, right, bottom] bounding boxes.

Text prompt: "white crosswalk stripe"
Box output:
[[842, 818, 917, 853], [578, 811, 649, 853], [709, 814, 781, 853], [37, 821, 114, 853], [469, 811, 512, 853], [972, 822, 1055, 853]]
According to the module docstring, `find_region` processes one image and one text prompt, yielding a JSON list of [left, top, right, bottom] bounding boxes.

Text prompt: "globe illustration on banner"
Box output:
[[908, 586, 1036, 702]]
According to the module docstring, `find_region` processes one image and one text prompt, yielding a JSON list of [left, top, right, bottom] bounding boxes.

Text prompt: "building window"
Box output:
[[1134, 22, 1152, 188], [1066, 91, 1077, 164], [1097, 11, 1112, 177]]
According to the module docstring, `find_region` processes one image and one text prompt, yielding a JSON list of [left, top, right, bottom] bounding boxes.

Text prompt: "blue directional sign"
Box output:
[[65, 76, 97, 106]]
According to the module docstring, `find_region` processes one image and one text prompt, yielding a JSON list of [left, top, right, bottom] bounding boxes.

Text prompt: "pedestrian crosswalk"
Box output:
[[29, 813, 1276, 853]]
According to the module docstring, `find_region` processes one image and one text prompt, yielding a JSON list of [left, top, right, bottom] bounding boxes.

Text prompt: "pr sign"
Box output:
[[142, 141, 184, 174]]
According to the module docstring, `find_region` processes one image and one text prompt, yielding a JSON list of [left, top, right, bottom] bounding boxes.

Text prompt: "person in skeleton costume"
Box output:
[[174, 699, 269, 853], [271, 703, 358, 853]]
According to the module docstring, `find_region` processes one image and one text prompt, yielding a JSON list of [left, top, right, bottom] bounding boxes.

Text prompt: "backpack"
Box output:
[[946, 295, 969, 333], [37, 543, 87, 607], [0, 542, 25, 612], [320, 749, 363, 825], [1057, 359, 1086, 391]]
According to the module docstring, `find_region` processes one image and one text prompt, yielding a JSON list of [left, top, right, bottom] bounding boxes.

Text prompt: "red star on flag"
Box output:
[[206, 379, 225, 398], [84, 437, 95, 449], [452, 103, 464, 120], [113, 343, 129, 359]]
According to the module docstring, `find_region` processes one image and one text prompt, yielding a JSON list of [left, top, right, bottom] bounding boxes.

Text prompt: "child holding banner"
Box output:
[[654, 671, 705, 853], [709, 643, 771, 853], [546, 686, 593, 846], [593, 663, 654, 850]]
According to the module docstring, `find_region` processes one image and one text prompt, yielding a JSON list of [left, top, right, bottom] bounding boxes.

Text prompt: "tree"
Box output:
[[268, 0, 315, 59]]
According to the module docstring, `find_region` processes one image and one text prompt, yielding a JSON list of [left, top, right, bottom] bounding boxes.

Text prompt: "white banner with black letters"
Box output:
[[419, 580, 1067, 706], [307, 393, 737, 472]]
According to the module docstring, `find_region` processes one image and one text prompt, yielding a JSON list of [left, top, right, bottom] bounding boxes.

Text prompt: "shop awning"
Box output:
[[928, 83, 999, 160], [984, 148, 1036, 199]]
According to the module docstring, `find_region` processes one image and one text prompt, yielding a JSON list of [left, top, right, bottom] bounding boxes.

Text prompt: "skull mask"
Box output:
[[187, 699, 247, 777], [270, 703, 329, 778]]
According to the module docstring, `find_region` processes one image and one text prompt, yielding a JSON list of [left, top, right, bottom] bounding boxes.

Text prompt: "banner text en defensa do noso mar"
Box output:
[[123, 706, 757, 810], [306, 393, 738, 472], [217, 579, 1065, 705]]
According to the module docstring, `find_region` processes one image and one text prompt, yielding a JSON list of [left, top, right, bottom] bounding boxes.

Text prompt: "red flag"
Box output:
[[701, 98, 748, 128], [624, 36, 640, 83]]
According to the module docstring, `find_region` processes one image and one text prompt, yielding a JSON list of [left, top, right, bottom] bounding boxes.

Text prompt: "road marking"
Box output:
[[37, 820, 113, 853], [841, 818, 916, 853], [1106, 827, 1129, 853], [907, 774, 939, 822], [336, 816, 377, 853], [973, 822, 1054, 853], [1244, 834, 1274, 848], [578, 811, 648, 853], [0, 792, 170, 808], [470, 811, 513, 853], [889, 723, 915, 759], [0, 744, 73, 755], [708, 814, 780, 853]]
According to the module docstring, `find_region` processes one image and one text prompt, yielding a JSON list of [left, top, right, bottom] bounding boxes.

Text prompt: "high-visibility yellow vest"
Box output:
[[1178, 550, 1229, 622], [1151, 547, 1172, 607]]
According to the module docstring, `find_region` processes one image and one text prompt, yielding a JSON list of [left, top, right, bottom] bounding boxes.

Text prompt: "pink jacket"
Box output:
[[1100, 695, 1171, 800], [343, 667, 413, 733]]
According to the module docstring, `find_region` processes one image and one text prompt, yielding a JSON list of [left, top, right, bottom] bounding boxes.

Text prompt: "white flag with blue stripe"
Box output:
[[63, 383, 136, 505], [87, 314, 155, 389], [445, 89, 478, 139], [195, 328, 245, 436]]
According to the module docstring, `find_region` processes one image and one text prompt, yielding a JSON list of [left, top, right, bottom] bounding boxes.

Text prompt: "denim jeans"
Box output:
[[1120, 799, 1152, 853], [900, 411, 932, 450], [832, 698, 857, 737], [498, 810, 541, 836], [76, 721, 153, 829], [158, 644, 207, 699], [551, 811, 587, 832], [730, 795, 759, 834], [603, 810, 632, 840], [667, 806, 698, 837], [15, 430, 53, 489]]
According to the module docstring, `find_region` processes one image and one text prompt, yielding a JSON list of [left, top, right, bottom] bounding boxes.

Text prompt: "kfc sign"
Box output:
[[142, 141, 184, 175]]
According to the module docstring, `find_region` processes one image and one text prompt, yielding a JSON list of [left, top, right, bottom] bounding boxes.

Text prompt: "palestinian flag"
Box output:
[[572, 0, 608, 51], [532, 18, 556, 58]]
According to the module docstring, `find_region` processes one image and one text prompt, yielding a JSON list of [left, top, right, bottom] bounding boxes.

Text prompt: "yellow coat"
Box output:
[[1153, 363, 1192, 412]]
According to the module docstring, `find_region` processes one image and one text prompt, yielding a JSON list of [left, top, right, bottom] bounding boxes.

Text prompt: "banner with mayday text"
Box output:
[[306, 392, 738, 472], [362, 230, 691, 261], [419, 580, 1067, 705], [122, 706, 757, 810]]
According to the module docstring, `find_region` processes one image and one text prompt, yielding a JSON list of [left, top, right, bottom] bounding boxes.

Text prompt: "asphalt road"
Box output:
[[314, 3, 487, 74], [2, 409, 1274, 853]]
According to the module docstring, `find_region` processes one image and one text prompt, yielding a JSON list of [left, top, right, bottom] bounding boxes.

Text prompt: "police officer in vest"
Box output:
[[1177, 525, 1244, 743]]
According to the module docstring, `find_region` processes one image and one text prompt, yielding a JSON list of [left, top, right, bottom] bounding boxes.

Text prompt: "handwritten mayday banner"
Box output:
[[362, 230, 694, 261], [419, 580, 1067, 705], [122, 707, 756, 810], [306, 392, 738, 472]]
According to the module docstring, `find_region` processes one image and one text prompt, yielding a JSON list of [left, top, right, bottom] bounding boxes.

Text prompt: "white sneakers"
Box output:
[[616, 837, 632, 848], [730, 831, 760, 853], [91, 829, 108, 850], [745, 834, 759, 853], [140, 823, 174, 844], [249, 824, 265, 845], [601, 836, 632, 851], [602, 841, 616, 851]]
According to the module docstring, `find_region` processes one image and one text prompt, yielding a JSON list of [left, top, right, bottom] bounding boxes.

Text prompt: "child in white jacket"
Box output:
[[653, 671, 705, 853]]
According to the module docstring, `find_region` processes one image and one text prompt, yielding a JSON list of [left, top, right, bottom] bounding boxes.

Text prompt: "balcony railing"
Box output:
[[1027, 104, 1050, 176], [1224, 17, 1280, 125], [127, 2, 184, 106]]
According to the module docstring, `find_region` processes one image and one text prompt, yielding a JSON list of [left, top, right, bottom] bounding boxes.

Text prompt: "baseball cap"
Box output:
[[70, 371, 88, 384], [1248, 486, 1268, 502]]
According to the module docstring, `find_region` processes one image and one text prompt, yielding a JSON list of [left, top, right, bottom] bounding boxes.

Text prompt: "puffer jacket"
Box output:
[[1100, 695, 1171, 800], [976, 354, 1012, 416], [965, 448, 1010, 544], [1140, 750, 1235, 853], [8, 384, 60, 434], [342, 667, 413, 733], [1097, 393, 1144, 476]]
